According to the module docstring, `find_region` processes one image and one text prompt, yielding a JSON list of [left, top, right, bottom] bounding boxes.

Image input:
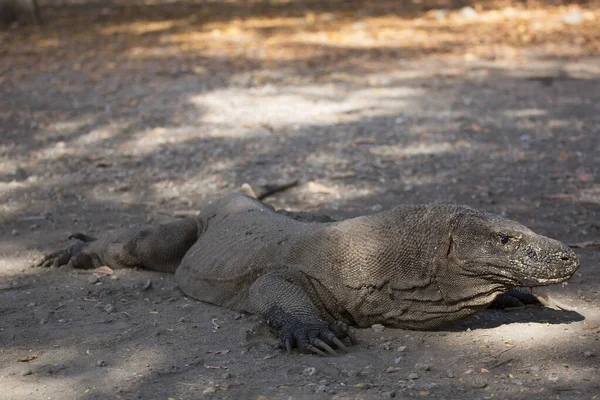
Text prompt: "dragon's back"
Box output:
[[174, 193, 315, 309]]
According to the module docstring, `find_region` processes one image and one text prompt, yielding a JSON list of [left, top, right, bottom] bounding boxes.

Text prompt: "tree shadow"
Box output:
[[34, 0, 598, 26], [1, 1, 599, 399]]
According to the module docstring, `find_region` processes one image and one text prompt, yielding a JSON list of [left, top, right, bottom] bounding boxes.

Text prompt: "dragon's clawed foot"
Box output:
[[32, 233, 98, 269], [490, 288, 540, 309], [279, 320, 357, 356]]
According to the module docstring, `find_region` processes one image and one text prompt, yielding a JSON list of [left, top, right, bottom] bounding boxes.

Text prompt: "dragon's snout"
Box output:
[[557, 247, 580, 274], [527, 243, 580, 285]]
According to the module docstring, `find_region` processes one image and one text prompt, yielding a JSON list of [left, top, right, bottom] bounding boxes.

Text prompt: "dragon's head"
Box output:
[[447, 211, 579, 287]]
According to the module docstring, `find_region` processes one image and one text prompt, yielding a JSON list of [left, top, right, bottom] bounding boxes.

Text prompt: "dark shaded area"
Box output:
[[0, 0, 41, 25], [31, 0, 599, 25], [450, 306, 585, 330]]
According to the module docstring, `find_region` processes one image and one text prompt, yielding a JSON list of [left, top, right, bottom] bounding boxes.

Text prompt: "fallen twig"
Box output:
[[491, 346, 516, 358], [489, 357, 514, 369], [569, 241, 600, 249], [257, 180, 299, 200]]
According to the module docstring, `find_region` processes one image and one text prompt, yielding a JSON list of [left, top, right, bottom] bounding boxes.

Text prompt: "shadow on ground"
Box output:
[[1, 1, 599, 399]]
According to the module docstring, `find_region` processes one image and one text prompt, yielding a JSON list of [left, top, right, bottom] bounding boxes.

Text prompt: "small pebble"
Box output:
[[143, 279, 152, 291], [433, 9, 447, 21], [302, 367, 317, 376], [110, 275, 119, 280], [11, 229, 19, 236], [394, 357, 403, 364], [381, 391, 396, 398], [548, 373, 559, 383], [347, 369, 360, 377], [202, 387, 216, 395], [584, 351, 595, 358], [408, 372, 420, 380], [472, 378, 488, 388], [103, 304, 114, 313], [21, 368, 33, 376], [459, 6, 478, 19], [385, 366, 401, 373], [397, 346, 407, 352], [315, 385, 328, 393], [422, 383, 439, 390], [563, 9, 582, 25], [88, 276, 99, 284], [96, 360, 106, 367], [415, 363, 431, 371], [371, 324, 385, 333], [446, 370, 455, 378]]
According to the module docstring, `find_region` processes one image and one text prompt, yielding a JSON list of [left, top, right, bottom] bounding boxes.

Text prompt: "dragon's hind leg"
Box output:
[[33, 217, 201, 273]]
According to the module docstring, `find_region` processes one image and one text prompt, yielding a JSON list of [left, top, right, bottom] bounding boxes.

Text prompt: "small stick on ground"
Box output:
[[489, 357, 514, 369], [257, 180, 299, 200]]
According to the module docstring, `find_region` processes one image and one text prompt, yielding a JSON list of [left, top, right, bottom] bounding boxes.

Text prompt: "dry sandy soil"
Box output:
[[1, 1, 599, 399]]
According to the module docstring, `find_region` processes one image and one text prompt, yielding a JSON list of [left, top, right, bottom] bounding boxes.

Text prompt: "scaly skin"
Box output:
[[34, 193, 580, 355]]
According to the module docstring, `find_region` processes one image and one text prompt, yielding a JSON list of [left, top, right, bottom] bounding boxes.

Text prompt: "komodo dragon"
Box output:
[[35, 192, 580, 355]]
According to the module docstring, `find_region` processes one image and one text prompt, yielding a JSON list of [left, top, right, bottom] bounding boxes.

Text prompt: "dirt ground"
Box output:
[[1, 1, 600, 399]]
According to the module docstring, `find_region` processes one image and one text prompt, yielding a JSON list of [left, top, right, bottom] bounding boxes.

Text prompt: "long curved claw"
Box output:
[[347, 328, 359, 345], [277, 319, 357, 356], [311, 338, 337, 356], [328, 320, 357, 347], [305, 344, 328, 357], [33, 249, 69, 268], [32, 240, 92, 269], [330, 336, 348, 353], [320, 329, 348, 353]]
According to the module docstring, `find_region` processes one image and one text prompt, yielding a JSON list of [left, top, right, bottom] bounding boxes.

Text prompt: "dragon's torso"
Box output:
[[173, 194, 496, 329]]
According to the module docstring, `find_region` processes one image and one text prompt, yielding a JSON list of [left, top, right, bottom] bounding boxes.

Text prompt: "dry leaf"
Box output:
[[93, 266, 114, 276], [578, 173, 594, 182], [18, 355, 38, 362], [583, 322, 599, 330], [307, 181, 335, 195], [547, 193, 575, 200]]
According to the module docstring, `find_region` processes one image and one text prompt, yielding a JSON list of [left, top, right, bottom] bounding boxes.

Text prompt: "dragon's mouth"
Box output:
[[519, 268, 577, 286], [526, 276, 572, 286], [513, 256, 580, 287]]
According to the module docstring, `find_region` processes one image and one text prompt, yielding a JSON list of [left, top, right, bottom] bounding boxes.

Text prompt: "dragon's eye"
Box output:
[[500, 236, 509, 244]]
